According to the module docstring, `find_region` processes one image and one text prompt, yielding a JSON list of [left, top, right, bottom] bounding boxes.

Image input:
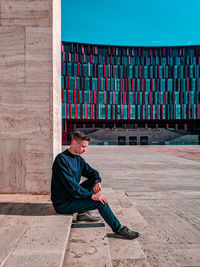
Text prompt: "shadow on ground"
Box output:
[[0, 203, 60, 216]]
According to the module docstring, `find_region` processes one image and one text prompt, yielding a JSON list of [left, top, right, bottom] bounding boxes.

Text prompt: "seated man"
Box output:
[[51, 131, 139, 240]]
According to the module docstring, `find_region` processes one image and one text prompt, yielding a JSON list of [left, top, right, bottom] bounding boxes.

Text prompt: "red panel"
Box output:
[[68, 75, 70, 89], [77, 90, 79, 103], [113, 91, 115, 104], [134, 92, 136, 104], [91, 104, 93, 119], [93, 90, 96, 103], [120, 78, 123, 91], [105, 104, 108, 119], [98, 77, 101, 90], [123, 91, 126, 104], [61, 89, 63, 103], [73, 90, 76, 103], [131, 78, 134, 91], [68, 52, 71, 62], [151, 105, 153, 119], [164, 91, 167, 104], [74, 53, 77, 62], [149, 92, 152, 104], [89, 90, 91, 103], [85, 104, 88, 119], [128, 104, 130, 119], [90, 54, 93, 63], [78, 63, 80, 76], [75, 103, 78, 119], [112, 65, 115, 77], [125, 78, 127, 91], [70, 103, 72, 119], [135, 79, 138, 91], [97, 91, 99, 104], [105, 78, 108, 91], [161, 104, 163, 119]]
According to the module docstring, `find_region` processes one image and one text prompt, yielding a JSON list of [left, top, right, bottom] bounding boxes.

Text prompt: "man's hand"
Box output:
[[93, 182, 101, 194], [91, 192, 108, 205]]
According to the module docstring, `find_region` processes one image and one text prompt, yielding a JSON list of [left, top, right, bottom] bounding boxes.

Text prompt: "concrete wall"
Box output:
[[0, 0, 61, 193]]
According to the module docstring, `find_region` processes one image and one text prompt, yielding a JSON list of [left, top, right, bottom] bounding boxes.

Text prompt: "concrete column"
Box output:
[[0, 0, 61, 194]]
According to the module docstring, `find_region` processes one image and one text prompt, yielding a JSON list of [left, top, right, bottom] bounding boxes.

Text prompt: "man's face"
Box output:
[[73, 139, 89, 155]]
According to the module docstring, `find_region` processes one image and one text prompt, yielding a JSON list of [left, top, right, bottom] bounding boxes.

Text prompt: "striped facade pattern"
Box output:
[[61, 43, 200, 130]]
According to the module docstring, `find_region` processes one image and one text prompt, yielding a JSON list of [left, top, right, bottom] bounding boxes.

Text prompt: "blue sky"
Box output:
[[61, 0, 200, 47]]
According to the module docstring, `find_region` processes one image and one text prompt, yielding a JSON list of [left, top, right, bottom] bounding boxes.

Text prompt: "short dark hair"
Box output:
[[72, 131, 90, 142]]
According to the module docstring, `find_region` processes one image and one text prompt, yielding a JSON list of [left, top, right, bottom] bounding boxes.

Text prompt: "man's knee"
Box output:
[[97, 202, 109, 211]]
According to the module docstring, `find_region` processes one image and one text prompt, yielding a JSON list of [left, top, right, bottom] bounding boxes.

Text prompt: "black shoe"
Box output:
[[76, 212, 101, 222], [115, 226, 140, 240]]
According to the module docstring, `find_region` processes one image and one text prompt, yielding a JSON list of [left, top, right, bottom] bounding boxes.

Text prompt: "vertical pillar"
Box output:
[[0, 0, 61, 193]]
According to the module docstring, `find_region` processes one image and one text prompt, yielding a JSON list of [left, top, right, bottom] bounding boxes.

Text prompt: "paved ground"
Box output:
[[0, 145, 200, 266]]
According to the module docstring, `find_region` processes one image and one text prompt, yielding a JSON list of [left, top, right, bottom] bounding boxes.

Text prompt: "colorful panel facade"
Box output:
[[61, 43, 200, 133]]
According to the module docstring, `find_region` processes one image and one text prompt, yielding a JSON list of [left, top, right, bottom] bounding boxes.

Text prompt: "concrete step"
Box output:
[[108, 192, 179, 267], [62, 220, 112, 267], [105, 191, 150, 267], [0, 197, 73, 267]]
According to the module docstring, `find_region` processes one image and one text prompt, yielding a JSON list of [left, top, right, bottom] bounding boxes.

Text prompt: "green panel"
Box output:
[[62, 103, 65, 118], [63, 90, 67, 103], [123, 105, 128, 119], [130, 105, 136, 119]]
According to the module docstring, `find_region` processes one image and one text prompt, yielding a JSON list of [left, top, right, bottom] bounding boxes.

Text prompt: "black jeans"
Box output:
[[54, 179, 121, 232]]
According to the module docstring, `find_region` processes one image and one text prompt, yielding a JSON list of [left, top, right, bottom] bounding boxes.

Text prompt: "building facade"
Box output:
[[61, 42, 200, 145]]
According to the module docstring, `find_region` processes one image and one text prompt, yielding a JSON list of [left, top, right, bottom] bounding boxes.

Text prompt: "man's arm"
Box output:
[[82, 159, 102, 183], [54, 157, 93, 199]]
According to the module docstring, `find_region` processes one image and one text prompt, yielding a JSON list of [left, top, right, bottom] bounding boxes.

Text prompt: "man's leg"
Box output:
[[54, 198, 121, 232]]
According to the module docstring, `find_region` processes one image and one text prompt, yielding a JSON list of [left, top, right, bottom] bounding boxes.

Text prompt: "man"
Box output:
[[51, 131, 139, 239]]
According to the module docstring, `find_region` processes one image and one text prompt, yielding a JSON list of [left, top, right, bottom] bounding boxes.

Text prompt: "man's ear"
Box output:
[[71, 139, 77, 146]]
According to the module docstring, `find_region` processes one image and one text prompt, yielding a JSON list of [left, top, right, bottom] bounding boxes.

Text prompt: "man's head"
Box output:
[[70, 131, 90, 155]]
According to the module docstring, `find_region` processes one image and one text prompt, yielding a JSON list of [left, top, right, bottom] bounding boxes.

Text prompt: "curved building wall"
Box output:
[[61, 42, 200, 144]]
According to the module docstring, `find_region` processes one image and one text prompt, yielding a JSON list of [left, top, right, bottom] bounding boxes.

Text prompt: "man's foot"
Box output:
[[115, 226, 140, 240], [76, 211, 101, 222]]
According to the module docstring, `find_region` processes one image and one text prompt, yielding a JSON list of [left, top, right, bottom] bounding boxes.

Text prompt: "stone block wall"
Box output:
[[0, 0, 61, 193]]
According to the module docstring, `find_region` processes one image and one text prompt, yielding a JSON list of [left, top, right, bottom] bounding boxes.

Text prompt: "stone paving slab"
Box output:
[[1, 146, 200, 266], [63, 224, 112, 267], [0, 195, 73, 267]]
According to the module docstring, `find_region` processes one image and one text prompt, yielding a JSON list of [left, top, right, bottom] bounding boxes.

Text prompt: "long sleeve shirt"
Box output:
[[51, 149, 102, 205]]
